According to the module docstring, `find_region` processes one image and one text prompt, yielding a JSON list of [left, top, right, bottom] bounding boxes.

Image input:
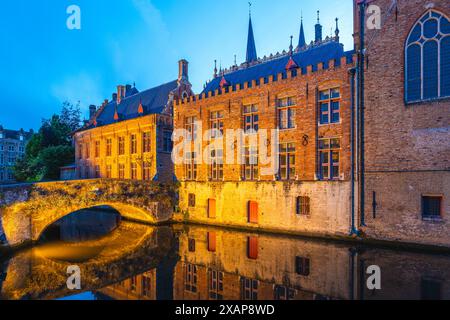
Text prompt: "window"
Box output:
[[208, 270, 224, 300], [143, 162, 151, 181], [248, 201, 258, 224], [8, 145, 15, 152], [130, 276, 137, 292], [94, 141, 100, 158], [185, 152, 198, 181], [118, 164, 125, 179], [130, 134, 137, 154], [279, 143, 296, 180], [106, 165, 112, 179], [209, 149, 223, 181], [143, 132, 151, 153], [277, 97, 296, 129], [406, 10, 450, 103], [247, 237, 258, 260], [131, 162, 137, 180], [188, 239, 196, 252], [243, 104, 259, 133], [207, 232, 217, 252], [296, 196, 311, 216], [421, 278, 442, 300], [78, 144, 83, 160], [319, 88, 340, 124], [241, 278, 258, 300], [242, 146, 258, 181], [162, 130, 173, 152], [94, 165, 100, 178], [274, 286, 296, 300], [184, 264, 197, 293], [319, 138, 341, 180], [422, 196, 442, 220], [210, 111, 224, 138], [188, 193, 196, 207], [208, 199, 216, 219], [185, 117, 198, 141], [295, 256, 311, 276], [118, 137, 125, 155], [85, 143, 90, 159], [106, 139, 112, 157], [142, 275, 152, 297]]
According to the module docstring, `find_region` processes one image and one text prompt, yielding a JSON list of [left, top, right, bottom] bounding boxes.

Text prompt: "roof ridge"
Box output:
[[120, 79, 178, 103]]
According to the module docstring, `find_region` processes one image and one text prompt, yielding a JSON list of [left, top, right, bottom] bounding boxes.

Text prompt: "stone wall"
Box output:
[[175, 181, 352, 237]]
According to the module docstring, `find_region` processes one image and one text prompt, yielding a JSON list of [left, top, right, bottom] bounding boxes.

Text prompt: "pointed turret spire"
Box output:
[[298, 14, 306, 49], [335, 17, 340, 42], [214, 59, 218, 78], [315, 10, 323, 43], [246, 2, 258, 64], [289, 35, 294, 55]]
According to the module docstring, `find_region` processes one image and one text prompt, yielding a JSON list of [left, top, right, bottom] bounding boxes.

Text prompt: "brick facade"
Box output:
[[74, 114, 174, 183], [356, 0, 450, 246]]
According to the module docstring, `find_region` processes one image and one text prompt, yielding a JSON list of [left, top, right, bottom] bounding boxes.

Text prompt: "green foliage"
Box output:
[[13, 101, 81, 182]]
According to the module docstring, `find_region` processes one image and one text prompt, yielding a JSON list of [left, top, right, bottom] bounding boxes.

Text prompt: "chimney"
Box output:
[[117, 85, 125, 104], [89, 105, 97, 120], [112, 93, 118, 101], [178, 59, 189, 82], [125, 84, 132, 95]]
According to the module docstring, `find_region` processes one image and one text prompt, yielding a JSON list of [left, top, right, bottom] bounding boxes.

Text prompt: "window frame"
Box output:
[[319, 138, 341, 180], [405, 10, 450, 104], [319, 88, 341, 125]]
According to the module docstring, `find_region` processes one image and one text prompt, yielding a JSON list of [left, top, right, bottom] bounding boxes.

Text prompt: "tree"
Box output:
[[13, 101, 82, 182]]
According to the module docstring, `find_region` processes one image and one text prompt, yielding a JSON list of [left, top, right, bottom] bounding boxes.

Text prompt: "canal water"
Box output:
[[0, 207, 449, 300]]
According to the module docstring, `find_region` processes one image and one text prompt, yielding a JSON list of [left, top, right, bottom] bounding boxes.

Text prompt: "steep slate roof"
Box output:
[[203, 41, 354, 94], [85, 80, 178, 130]]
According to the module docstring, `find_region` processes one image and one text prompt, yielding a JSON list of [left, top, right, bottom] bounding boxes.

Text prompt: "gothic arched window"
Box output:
[[405, 10, 450, 103]]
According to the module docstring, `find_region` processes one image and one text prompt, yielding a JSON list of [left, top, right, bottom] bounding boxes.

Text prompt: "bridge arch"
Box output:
[[0, 180, 176, 247]]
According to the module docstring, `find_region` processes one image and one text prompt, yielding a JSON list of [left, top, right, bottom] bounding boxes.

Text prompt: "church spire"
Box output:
[[298, 14, 306, 49], [246, 3, 257, 64]]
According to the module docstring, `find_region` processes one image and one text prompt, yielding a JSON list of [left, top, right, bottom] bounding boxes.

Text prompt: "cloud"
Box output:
[[51, 72, 103, 111]]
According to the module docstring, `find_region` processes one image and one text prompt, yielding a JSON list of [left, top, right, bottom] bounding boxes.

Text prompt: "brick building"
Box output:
[[173, 13, 357, 237], [73, 60, 193, 183], [354, 0, 450, 246], [0, 126, 33, 184]]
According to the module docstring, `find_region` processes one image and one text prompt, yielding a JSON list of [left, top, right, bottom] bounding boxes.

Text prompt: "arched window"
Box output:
[[405, 10, 450, 103]]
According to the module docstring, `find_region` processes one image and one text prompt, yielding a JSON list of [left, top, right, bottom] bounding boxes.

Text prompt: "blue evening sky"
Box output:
[[0, 0, 353, 130]]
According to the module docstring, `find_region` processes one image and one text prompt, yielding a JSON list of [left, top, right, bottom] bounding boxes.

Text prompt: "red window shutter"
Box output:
[[248, 201, 258, 224], [208, 232, 217, 252], [247, 237, 258, 260], [208, 198, 216, 219]]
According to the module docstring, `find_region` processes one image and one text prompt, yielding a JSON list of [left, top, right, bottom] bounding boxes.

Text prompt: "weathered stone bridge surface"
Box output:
[[0, 180, 177, 247]]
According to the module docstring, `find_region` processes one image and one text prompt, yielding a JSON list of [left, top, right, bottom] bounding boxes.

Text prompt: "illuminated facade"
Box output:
[[74, 60, 192, 183], [173, 13, 357, 237]]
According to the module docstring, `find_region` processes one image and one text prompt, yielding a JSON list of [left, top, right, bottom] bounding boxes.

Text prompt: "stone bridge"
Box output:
[[0, 179, 177, 247]]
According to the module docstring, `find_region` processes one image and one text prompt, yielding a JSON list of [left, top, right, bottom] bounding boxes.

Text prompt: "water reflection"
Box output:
[[1, 212, 450, 300]]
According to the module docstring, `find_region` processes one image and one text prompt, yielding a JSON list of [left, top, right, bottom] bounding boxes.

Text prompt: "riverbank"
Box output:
[[171, 216, 450, 255]]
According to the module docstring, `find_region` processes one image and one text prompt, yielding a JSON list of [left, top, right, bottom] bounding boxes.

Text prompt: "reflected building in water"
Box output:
[[65, 225, 450, 301]]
